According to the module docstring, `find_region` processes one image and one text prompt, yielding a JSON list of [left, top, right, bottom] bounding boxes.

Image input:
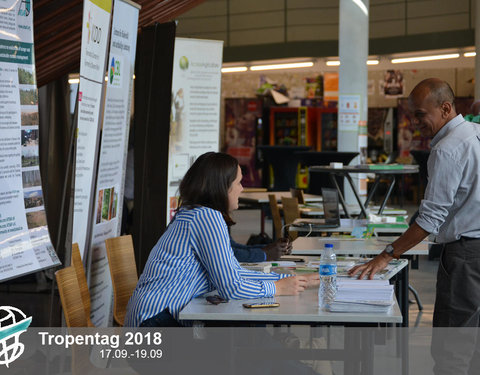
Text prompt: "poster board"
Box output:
[[72, 0, 112, 260], [88, 0, 140, 327], [0, 0, 60, 282], [166, 38, 223, 221]]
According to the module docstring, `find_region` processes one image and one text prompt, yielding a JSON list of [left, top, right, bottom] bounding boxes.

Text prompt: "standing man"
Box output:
[[349, 78, 480, 374]]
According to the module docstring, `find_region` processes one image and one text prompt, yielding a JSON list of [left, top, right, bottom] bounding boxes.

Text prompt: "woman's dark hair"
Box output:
[[178, 152, 239, 224]]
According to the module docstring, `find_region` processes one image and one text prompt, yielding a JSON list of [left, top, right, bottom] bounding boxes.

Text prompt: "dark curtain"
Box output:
[[133, 22, 176, 274], [38, 76, 73, 265]]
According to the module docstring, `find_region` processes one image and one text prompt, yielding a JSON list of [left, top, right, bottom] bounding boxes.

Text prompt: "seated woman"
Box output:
[[125, 152, 318, 327]]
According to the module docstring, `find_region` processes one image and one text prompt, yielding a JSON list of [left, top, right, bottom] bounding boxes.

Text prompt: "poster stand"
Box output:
[[48, 87, 80, 326]]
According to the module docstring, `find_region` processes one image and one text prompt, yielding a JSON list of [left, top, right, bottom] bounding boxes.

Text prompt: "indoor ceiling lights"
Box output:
[[464, 52, 476, 57], [326, 60, 378, 66], [391, 53, 460, 64], [326, 61, 340, 66], [221, 66, 248, 73], [249, 62, 314, 71]]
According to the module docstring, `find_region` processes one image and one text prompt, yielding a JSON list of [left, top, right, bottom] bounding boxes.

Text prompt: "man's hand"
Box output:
[[348, 252, 392, 280], [264, 238, 292, 260]]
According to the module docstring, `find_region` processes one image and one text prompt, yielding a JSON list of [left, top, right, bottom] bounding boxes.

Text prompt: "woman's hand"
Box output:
[[274, 273, 318, 295]]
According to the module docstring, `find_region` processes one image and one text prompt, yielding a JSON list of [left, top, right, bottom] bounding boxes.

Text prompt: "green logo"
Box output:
[[179, 56, 189, 70]]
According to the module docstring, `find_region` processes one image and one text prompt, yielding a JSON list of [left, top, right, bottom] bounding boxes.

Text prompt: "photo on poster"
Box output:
[[21, 128, 39, 146], [26, 210, 48, 229], [102, 188, 111, 222], [19, 87, 38, 105], [96, 189, 104, 224], [24, 189, 44, 209], [381, 70, 404, 98], [18, 66, 36, 85], [21, 108, 39, 126], [21, 145, 39, 167], [22, 169, 41, 187], [111, 191, 117, 220], [108, 187, 115, 221]]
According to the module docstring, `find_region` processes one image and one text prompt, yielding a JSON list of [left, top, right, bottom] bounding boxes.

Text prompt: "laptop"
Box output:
[[293, 188, 341, 229]]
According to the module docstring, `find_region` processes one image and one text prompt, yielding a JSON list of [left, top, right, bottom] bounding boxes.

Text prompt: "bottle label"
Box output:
[[319, 264, 337, 276]]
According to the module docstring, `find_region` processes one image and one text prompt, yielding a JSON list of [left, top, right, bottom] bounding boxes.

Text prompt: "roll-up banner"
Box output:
[[89, 0, 140, 327], [72, 0, 112, 260], [0, 0, 60, 282], [167, 38, 223, 221]]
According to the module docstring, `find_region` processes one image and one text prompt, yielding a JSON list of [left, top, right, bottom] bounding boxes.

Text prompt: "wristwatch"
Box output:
[[384, 244, 400, 260]]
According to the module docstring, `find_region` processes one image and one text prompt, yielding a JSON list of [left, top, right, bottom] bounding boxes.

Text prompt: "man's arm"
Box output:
[[348, 222, 429, 279]]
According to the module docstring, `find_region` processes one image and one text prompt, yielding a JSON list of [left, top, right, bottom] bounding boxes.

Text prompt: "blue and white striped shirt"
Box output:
[[124, 206, 288, 327]]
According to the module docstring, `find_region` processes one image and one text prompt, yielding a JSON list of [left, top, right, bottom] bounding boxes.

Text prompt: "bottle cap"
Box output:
[[324, 243, 333, 248]]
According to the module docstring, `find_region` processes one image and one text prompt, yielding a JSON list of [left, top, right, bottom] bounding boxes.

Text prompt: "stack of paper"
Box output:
[[240, 262, 272, 273], [328, 279, 394, 313]]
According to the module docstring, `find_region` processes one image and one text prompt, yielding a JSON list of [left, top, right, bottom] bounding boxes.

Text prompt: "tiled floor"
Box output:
[[230, 206, 439, 328]]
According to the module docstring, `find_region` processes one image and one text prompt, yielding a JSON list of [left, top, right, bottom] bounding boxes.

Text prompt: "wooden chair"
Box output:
[[290, 188, 305, 204], [71, 243, 94, 327], [268, 194, 283, 240], [281, 197, 301, 240], [105, 235, 138, 326], [55, 266, 89, 327]]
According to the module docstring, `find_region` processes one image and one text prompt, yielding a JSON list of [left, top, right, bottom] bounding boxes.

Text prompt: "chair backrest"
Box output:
[[55, 266, 89, 327], [290, 188, 305, 204], [105, 235, 138, 326], [71, 243, 94, 327], [281, 197, 300, 240], [268, 194, 283, 240]]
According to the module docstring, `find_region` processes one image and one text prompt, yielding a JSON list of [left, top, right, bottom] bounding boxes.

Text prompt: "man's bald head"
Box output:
[[408, 78, 457, 137], [410, 78, 455, 108]]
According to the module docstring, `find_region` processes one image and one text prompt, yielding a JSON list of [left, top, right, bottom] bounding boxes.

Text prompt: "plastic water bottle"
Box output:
[[318, 243, 337, 308]]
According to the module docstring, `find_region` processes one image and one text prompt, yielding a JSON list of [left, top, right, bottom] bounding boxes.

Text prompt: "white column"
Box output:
[[338, 0, 369, 204]]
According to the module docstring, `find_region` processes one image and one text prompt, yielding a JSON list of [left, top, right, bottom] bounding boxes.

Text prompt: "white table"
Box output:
[[291, 219, 409, 235], [239, 191, 323, 204], [292, 236, 429, 256], [179, 287, 401, 325], [292, 236, 428, 328], [180, 288, 404, 375], [310, 165, 419, 218], [300, 204, 407, 217]]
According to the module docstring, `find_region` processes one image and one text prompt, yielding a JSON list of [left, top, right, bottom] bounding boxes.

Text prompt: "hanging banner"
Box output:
[[88, 0, 140, 327], [167, 38, 223, 221], [0, 0, 60, 282], [72, 0, 112, 259]]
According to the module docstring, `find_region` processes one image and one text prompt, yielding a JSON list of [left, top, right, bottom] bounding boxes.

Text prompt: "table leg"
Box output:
[[344, 328, 361, 375], [378, 176, 396, 215], [330, 173, 351, 218], [260, 206, 266, 234], [345, 173, 368, 218], [361, 329, 375, 375], [400, 265, 409, 328], [364, 175, 381, 208]]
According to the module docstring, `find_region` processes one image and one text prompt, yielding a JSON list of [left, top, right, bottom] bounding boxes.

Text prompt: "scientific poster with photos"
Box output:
[[0, 0, 59, 282], [88, 0, 140, 327], [166, 38, 223, 222], [72, 0, 112, 260]]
